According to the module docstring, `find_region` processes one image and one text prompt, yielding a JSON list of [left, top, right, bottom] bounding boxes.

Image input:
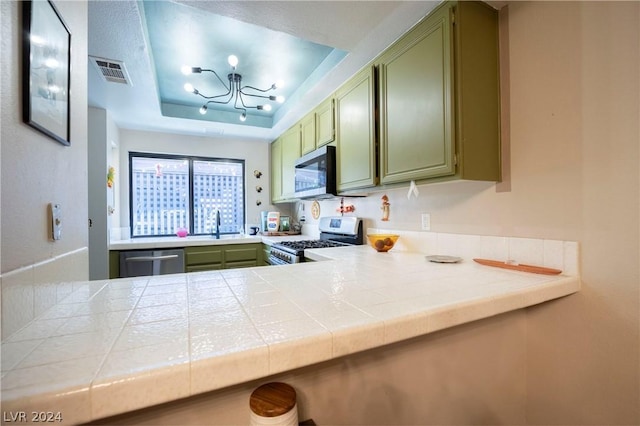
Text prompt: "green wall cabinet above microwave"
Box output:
[[377, 1, 500, 185], [315, 98, 335, 148], [300, 98, 336, 156], [300, 112, 316, 156]]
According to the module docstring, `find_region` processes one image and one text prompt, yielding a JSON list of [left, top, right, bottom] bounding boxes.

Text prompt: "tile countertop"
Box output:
[[1, 243, 580, 425]]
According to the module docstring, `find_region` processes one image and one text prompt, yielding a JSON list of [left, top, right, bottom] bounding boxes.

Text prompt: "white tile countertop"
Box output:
[[1, 237, 580, 425]]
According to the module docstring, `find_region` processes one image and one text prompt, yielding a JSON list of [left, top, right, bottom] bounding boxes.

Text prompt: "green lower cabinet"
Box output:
[[109, 251, 120, 279], [262, 244, 271, 266], [185, 243, 262, 272], [185, 246, 223, 272], [225, 246, 260, 269], [187, 263, 223, 272]]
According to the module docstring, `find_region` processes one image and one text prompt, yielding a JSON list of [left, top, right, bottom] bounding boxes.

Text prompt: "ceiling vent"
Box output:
[[89, 56, 132, 85]]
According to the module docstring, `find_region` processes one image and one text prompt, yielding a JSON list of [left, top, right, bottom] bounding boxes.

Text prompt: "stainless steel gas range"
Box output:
[[268, 216, 363, 265]]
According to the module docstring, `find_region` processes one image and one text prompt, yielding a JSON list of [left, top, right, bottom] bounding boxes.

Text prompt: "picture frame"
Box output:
[[22, 0, 71, 146]]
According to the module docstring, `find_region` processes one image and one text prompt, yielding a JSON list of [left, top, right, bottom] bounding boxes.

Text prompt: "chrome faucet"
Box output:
[[213, 209, 221, 239]]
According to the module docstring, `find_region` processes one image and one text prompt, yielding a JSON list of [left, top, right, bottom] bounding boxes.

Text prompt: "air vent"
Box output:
[[89, 56, 132, 85]]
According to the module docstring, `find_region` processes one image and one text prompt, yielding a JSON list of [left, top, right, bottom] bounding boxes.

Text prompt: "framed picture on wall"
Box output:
[[22, 0, 71, 146]]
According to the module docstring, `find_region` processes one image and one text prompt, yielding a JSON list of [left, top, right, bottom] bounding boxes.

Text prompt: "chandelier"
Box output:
[[182, 55, 285, 122]]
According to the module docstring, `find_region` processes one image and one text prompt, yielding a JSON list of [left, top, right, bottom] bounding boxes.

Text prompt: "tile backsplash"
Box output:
[[367, 228, 579, 277], [1, 248, 88, 340]]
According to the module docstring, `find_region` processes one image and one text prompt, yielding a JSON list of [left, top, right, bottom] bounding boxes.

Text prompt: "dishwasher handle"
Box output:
[[124, 254, 179, 262]]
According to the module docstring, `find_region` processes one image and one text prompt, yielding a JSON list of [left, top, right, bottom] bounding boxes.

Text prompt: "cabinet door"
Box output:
[[262, 244, 271, 266], [185, 246, 223, 272], [335, 66, 377, 191], [187, 264, 222, 273], [378, 5, 455, 184], [109, 251, 119, 279], [315, 98, 335, 147], [270, 137, 282, 203], [300, 113, 316, 155], [280, 125, 301, 199]]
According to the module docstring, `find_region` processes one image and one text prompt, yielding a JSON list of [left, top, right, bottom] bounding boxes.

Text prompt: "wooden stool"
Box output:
[[249, 382, 298, 425]]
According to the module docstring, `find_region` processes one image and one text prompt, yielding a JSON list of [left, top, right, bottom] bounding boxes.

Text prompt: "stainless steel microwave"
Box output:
[[294, 145, 337, 199]]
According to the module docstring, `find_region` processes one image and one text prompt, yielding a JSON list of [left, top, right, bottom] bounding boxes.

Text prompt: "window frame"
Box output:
[[128, 151, 246, 238]]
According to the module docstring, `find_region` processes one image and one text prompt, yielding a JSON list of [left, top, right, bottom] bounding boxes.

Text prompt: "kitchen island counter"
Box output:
[[1, 243, 580, 424]]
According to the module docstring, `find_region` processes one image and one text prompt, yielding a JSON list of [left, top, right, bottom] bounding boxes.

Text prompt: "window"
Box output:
[[129, 153, 245, 237]]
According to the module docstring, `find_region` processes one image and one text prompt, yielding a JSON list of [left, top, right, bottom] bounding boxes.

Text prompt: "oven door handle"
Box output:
[[267, 255, 289, 265]]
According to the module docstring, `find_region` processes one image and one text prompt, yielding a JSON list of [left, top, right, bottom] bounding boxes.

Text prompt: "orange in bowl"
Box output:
[[367, 234, 399, 252]]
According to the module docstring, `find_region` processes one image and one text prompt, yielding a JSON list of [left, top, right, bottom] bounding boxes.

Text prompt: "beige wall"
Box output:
[[517, 2, 639, 423], [0, 0, 89, 274], [0, 1, 89, 337]]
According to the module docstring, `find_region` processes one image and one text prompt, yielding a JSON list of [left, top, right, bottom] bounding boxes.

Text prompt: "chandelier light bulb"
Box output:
[[276, 95, 285, 103], [184, 83, 195, 93], [228, 55, 239, 68], [45, 58, 59, 69], [239, 112, 247, 122], [263, 104, 272, 112], [199, 105, 207, 115], [275, 79, 285, 89], [181, 65, 192, 75]]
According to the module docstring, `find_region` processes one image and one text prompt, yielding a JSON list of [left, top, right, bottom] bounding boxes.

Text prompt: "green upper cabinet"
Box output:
[[335, 66, 377, 192], [300, 98, 335, 156], [280, 124, 301, 200], [315, 98, 335, 147], [270, 137, 283, 203], [271, 124, 301, 203], [300, 112, 316, 155], [377, 1, 500, 184]]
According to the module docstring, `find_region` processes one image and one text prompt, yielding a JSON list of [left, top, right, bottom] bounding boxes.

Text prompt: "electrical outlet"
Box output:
[[421, 213, 431, 231]]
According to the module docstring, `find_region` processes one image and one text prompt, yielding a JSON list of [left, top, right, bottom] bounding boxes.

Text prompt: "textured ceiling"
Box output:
[[88, 1, 442, 141]]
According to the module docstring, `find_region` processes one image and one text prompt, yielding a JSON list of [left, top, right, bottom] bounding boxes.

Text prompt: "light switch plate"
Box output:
[[51, 203, 62, 240], [421, 213, 431, 231]]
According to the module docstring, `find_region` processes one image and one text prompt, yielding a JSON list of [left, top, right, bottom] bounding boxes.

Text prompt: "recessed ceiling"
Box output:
[[143, 1, 346, 129], [88, 1, 442, 141]]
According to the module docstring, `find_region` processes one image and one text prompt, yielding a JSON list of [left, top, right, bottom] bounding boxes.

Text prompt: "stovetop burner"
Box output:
[[267, 216, 363, 265], [277, 240, 347, 252]]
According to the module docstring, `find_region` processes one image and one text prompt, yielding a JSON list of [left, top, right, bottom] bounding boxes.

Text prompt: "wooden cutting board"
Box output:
[[473, 258, 562, 275]]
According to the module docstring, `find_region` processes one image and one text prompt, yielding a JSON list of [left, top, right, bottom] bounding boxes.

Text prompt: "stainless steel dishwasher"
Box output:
[[119, 249, 185, 277]]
